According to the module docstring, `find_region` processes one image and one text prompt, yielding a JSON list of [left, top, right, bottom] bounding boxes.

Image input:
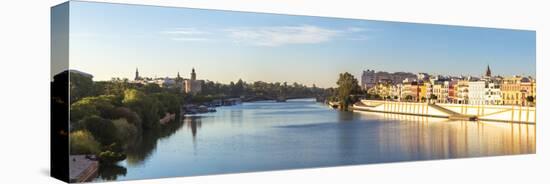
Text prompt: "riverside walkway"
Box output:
[[69, 155, 98, 183], [352, 100, 535, 124]]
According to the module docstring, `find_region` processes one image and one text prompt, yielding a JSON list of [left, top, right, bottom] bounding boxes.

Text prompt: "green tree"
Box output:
[[235, 79, 245, 96], [112, 118, 138, 147], [70, 71, 94, 103], [151, 93, 181, 114], [70, 130, 101, 155], [70, 95, 117, 122], [336, 72, 361, 110], [93, 80, 134, 99], [123, 89, 160, 130], [109, 107, 142, 132], [74, 115, 118, 145], [142, 83, 162, 94], [98, 150, 126, 163]]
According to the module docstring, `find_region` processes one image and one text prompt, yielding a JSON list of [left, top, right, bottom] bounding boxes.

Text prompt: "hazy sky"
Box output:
[[68, 1, 536, 88]]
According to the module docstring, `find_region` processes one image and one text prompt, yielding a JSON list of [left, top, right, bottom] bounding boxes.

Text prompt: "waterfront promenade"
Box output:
[[69, 155, 98, 182], [353, 100, 536, 124]]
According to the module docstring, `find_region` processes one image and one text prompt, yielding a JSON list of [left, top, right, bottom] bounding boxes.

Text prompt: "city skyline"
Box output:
[[66, 1, 535, 88]]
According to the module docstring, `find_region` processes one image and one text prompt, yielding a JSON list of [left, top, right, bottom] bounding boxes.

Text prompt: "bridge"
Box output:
[[242, 95, 315, 102]]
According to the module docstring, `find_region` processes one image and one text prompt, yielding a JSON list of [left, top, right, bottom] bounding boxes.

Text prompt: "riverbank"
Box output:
[[69, 155, 98, 183], [352, 100, 536, 124]]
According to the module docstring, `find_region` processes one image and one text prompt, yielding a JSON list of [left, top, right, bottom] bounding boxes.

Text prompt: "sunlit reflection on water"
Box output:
[[356, 111, 535, 159], [96, 99, 535, 181]]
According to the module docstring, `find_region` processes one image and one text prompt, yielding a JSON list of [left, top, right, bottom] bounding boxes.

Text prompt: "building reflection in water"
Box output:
[[355, 111, 536, 160], [184, 116, 202, 138], [183, 116, 203, 154]]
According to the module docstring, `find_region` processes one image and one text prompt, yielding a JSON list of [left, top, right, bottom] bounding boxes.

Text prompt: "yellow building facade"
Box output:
[[501, 76, 535, 106]]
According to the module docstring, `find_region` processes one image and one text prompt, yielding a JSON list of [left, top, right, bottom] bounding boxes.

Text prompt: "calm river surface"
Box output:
[[96, 98, 535, 181]]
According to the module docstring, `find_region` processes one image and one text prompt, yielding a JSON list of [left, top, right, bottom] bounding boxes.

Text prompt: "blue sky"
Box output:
[[68, 1, 535, 88]]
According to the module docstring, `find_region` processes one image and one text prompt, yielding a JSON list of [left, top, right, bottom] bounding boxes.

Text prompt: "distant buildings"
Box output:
[[362, 65, 536, 106], [361, 69, 416, 90], [501, 76, 536, 106], [367, 82, 392, 99], [484, 81, 502, 105], [433, 81, 449, 103], [183, 68, 203, 95], [400, 78, 421, 101], [133, 67, 203, 95], [361, 70, 376, 89], [455, 80, 469, 104], [468, 81, 486, 105]]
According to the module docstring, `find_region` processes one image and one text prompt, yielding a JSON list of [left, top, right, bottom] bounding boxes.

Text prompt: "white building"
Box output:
[[390, 84, 402, 100], [361, 69, 416, 90], [467, 80, 502, 105], [468, 81, 486, 105], [156, 77, 176, 88], [484, 81, 502, 105]]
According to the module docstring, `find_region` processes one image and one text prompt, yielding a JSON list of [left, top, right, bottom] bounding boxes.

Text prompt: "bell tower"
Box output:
[[191, 68, 196, 80], [135, 68, 139, 80], [485, 65, 491, 77]]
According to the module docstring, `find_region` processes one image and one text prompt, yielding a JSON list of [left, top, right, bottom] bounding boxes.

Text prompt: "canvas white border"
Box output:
[[0, 0, 547, 184]]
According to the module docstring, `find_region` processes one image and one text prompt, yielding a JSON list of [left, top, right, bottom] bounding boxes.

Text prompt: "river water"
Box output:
[[95, 98, 535, 181]]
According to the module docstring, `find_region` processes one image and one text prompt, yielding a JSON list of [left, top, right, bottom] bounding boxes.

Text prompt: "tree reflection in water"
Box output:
[[97, 115, 185, 181], [98, 164, 127, 181]]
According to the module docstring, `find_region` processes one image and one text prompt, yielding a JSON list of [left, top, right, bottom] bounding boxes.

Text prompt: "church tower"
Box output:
[[191, 68, 196, 80], [485, 65, 492, 77], [135, 68, 139, 80]]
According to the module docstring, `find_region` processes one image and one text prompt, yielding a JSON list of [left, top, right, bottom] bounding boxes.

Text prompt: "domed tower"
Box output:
[[191, 68, 196, 80]]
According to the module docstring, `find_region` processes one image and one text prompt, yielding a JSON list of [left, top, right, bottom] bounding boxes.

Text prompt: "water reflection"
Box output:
[[96, 117, 186, 182], [97, 164, 127, 181], [356, 111, 536, 160], [96, 99, 535, 181], [183, 116, 202, 139]]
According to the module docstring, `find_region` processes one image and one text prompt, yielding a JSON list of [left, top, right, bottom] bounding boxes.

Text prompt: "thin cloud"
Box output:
[[347, 35, 371, 41], [347, 27, 368, 32], [224, 25, 340, 47], [224, 25, 372, 46], [170, 37, 211, 41], [161, 25, 372, 44], [160, 27, 211, 42], [160, 27, 209, 35]]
